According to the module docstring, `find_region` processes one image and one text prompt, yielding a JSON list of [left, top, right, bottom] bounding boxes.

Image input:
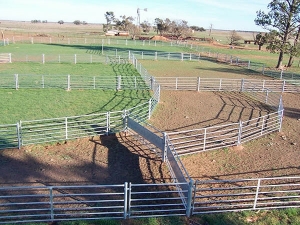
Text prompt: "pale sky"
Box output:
[[0, 0, 270, 31]]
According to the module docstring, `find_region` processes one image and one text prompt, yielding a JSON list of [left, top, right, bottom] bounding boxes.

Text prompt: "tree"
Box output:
[[255, 0, 300, 68], [255, 32, 268, 50], [287, 25, 300, 66], [190, 26, 205, 32], [73, 20, 81, 25], [140, 20, 151, 33], [154, 18, 172, 36], [115, 15, 134, 31], [228, 30, 243, 45], [58, 20, 64, 25], [169, 20, 191, 39], [104, 11, 115, 31]]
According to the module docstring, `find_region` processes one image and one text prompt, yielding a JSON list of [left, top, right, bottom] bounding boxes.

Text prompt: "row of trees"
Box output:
[[104, 11, 205, 40], [255, 0, 300, 68]]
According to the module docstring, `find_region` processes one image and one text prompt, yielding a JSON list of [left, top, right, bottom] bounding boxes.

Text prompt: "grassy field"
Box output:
[[1, 20, 300, 225]]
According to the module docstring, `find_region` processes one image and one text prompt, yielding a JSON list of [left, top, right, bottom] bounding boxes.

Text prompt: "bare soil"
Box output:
[[1, 91, 299, 187]]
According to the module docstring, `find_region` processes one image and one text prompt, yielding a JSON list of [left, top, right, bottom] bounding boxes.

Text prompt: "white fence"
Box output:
[[0, 53, 11, 63], [0, 74, 149, 90]]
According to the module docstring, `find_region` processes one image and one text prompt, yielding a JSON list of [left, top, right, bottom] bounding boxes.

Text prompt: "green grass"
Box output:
[[0, 89, 150, 124]]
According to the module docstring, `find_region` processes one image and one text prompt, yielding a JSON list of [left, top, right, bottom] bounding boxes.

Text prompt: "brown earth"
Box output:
[[1, 91, 299, 187]]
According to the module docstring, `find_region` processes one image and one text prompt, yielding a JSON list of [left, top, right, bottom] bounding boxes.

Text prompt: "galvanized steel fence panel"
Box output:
[[0, 184, 127, 224], [192, 177, 300, 214], [128, 183, 187, 218], [0, 124, 20, 149]]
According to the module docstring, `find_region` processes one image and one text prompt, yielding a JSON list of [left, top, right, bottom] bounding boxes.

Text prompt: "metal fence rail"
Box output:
[[0, 184, 127, 224], [0, 74, 149, 90], [192, 176, 300, 214], [166, 110, 282, 156]]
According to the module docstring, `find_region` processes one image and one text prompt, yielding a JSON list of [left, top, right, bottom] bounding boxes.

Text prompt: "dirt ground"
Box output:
[[1, 91, 299, 186]]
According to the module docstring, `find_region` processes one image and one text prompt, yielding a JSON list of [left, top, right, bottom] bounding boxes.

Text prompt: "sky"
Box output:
[[0, 0, 270, 31]]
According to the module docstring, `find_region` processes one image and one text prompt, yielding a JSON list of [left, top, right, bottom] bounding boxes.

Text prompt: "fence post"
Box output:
[[282, 80, 286, 93], [58, 54, 61, 63], [186, 179, 194, 217], [31, 37, 33, 44], [9, 53, 12, 63], [15, 74, 19, 90], [240, 78, 245, 92], [197, 77, 201, 91], [280, 70, 283, 79], [237, 120, 243, 145], [253, 179, 261, 210], [203, 128, 207, 150], [265, 90, 269, 104], [142, 51, 144, 59], [181, 53, 184, 61], [67, 75, 70, 91], [101, 39, 104, 55], [124, 182, 128, 219], [168, 53, 170, 60], [42, 54, 45, 64], [148, 99, 152, 119], [248, 60, 251, 69], [155, 52, 157, 60], [189, 53, 192, 61], [115, 49, 118, 57], [219, 79, 222, 91], [116, 76, 122, 90], [90, 55, 93, 63], [49, 187, 54, 220], [278, 96, 284, 132], [262, 64, 265, 75], [17, 122, 21, 149], [74, 54, 77, 64], [162, 132, 167, 162], [65, 117, 68, 140]]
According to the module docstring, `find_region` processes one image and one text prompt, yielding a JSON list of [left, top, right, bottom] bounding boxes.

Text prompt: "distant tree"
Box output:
[[31, 20, 41, 23], [169, 20, 191, 39], [58, 20, 64, 25], [73, 20, 81, 25], [154, 18, 171, 36], [255, 0, 300, 68], [42, 20, 47, 23], [115, 15, 134, 31], [228, 30, 243, 45], [190, 26, 205, 32], [82, 21, 88, 25], [255, 32, 268, 50], [104, 11, 115, 31], [140, 20, 151, 33]]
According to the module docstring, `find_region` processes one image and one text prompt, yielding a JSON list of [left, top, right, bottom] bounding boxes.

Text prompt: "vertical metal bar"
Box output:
[[58, 54, 60, 63], [186, 179, 194, 217], [127, 182, 132, 218], [17, 122, 21, 149], [117, 76, 121, 90], [282, 80, 286, 93], [101, 39, 104, 55], [253, 179, 261, 209], [197, 77, 201, 91], [50, 187, 54, 220], [74, 54, 77, 64], [15, 74, 18, 90], [142, 51, 144, 59], [90, 54, 93, 63], [115, 49, 118, 57], [42, 54, 45, 64], [181, 53, 183, 61], [134, 77, 137, 89], [219, 79, 222, 91], [155, 52, 157, 60], [9, 53, 12, 63], [240, 78, 244, 92], [148, 99, 152, 119], [67, 75, 70, 91], [237, 121, 243, 145], [124, 182, 128, 219], [248, 60, 251, 69], [280, 70, 283, 79], [262, 80, 265, 91], [265, 90, 269, 104], [162, 132, 167, 162], [189, 53, 192, 61], [93, 76, 96, 89]]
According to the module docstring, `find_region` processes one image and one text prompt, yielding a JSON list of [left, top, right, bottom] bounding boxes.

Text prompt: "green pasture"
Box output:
[[0, 89, 150, 124]]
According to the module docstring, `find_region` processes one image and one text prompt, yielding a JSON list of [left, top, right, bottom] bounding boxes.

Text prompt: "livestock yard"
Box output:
[[1, 20, 300, 225]]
